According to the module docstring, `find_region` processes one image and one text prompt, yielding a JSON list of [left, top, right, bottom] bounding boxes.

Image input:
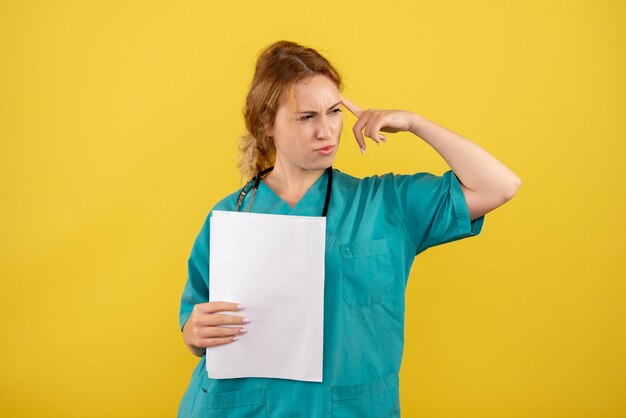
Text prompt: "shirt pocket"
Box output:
[[192, 387, 268, 418], [331, 372, 400, 417], [339, 238, 393, 308]]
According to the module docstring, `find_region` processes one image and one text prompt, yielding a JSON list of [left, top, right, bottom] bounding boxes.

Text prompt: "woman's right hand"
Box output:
[[182, 301, 250, 356]]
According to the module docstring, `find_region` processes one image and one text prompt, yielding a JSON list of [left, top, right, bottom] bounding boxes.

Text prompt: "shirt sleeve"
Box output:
[[179, 211, 212, 331], [178, 192, 239, 332], [392, 169, 485, 255]]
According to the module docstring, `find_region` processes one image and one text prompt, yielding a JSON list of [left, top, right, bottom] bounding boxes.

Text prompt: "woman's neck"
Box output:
[[263, 161, 326, 208]]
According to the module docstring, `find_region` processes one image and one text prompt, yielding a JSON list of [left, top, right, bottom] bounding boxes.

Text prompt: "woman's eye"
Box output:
[[298, 115, 313, 121], [332, 108, 342, 114]]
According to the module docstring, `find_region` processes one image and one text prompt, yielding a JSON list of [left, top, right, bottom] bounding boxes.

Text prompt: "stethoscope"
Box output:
[[235, 166, 333, 217]]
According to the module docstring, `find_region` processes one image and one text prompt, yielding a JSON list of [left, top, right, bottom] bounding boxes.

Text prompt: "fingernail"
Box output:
[[360, 147, 365, 154], [232, 336, 239, 341], [240, 328, 248, 333], [376, 140, 380, 145], [236, 304, 245, 310], [242, 317, 251, 323]]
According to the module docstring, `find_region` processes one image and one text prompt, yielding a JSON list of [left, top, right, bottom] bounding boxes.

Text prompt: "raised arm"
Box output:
[[341, 96, 521, 220]]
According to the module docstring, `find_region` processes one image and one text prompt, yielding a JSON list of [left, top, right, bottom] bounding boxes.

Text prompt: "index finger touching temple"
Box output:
[[340, 95, 363, 117]]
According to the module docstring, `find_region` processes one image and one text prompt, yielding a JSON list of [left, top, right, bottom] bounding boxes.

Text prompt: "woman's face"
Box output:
[[268, 74, 343, 174]]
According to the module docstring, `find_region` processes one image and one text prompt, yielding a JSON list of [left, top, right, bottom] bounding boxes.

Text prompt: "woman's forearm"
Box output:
[[409, 114, 521, 199]]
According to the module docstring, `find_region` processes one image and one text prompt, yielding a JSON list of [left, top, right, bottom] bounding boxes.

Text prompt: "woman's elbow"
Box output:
[[502, 175, 522, 201]]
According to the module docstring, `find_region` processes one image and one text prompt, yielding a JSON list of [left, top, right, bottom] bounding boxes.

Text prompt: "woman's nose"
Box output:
[[316, 116, 332, 139]]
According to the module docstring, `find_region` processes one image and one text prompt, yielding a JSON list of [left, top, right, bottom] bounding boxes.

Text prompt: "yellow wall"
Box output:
[[1, 1, 625, 416]]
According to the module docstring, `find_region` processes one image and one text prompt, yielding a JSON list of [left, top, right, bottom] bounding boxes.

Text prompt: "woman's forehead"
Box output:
[[288, 75, 340, 111]]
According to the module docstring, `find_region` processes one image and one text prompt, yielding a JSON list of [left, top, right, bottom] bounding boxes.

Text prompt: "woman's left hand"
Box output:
[[341, 95, 419, 153]]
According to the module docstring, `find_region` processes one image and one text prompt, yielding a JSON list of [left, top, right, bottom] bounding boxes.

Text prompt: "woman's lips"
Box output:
[[316, 145, 335, 155]]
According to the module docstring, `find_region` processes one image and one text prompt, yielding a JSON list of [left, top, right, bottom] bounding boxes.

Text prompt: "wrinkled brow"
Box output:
[[296, 101, 342, 114]]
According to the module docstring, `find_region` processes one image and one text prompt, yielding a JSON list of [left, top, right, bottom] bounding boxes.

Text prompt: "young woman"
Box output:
[[178, 40, 520, 417]]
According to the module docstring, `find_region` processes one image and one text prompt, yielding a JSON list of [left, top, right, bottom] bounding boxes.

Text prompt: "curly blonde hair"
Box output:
[[238, 40, 343, 179]]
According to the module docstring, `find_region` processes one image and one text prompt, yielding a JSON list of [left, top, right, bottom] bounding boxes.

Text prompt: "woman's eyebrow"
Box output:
[[296, 101, 342, 114]]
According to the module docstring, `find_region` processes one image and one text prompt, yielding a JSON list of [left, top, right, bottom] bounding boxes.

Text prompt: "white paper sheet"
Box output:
[[207, 210, 325, 382]]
